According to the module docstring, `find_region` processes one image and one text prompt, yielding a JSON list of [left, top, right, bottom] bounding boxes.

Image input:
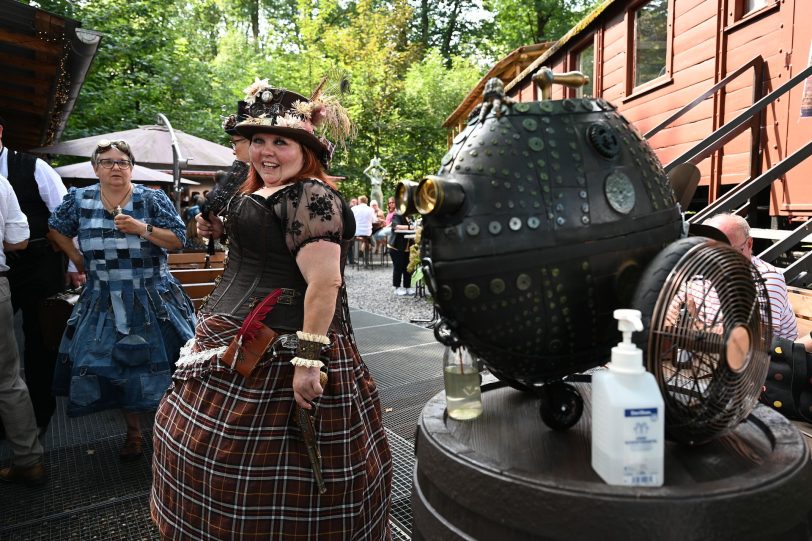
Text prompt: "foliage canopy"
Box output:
[[27, 0, 599, 198]]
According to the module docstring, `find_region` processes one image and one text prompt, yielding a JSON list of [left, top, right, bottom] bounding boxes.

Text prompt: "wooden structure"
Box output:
[[413, 382, 812, 540], [0, 0, 101, 150], [443, 42, 554, 143], [449, 0, 812, 220], [789, 285, 812, 336], [168, 252, 226, 309]]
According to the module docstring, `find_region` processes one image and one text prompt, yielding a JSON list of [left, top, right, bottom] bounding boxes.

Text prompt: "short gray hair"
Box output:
[[707, 212, 750, 238]]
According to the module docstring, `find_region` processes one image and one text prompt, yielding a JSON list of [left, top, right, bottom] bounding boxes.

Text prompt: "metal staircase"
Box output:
[[645, 56, 812, 286]]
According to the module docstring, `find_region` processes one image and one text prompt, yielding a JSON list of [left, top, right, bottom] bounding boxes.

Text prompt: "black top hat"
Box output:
[[222, 101, 249, 135], [234, 78, 351, 168]]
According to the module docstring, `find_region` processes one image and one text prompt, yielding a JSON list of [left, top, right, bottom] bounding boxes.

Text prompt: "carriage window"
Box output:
[[575, 42, 595, 97], [744, 0, 768, 14], [634, 0, 668, 88]]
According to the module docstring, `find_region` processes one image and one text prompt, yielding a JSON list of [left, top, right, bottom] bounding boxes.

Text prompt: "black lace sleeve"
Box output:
[[277, 179, 345, 256]]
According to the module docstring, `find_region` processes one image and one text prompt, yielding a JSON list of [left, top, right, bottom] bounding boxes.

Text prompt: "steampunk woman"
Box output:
[[150, 79, 392, 540]]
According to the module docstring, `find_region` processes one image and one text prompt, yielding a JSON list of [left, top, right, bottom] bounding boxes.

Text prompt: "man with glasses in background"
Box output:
[[706, 212, 798, 340], [0, 116, 78, 435]]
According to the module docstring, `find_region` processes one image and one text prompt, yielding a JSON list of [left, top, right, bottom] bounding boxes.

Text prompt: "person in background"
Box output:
[[0, 174, 47, 486], [184, 195, 204, 223], [150, 80, 391, 539], [351, 195, 376, 262], [370, 199, 386, 253], [0, 115, 80, 435], [389, 211, 414, 296], [373, 196, 396, 253], [705, 213, 798, 340], [47, 139, 195, 461]]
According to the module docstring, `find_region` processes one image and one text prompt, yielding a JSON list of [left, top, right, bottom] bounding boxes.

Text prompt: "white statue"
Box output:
[[364, 156, 386, 206]]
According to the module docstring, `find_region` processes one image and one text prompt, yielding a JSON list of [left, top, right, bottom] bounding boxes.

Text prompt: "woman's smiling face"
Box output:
[[249, 134, 304, 187]]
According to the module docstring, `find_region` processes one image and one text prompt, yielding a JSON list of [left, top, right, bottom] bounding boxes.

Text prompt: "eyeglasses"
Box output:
[[97, 159, 133, 169], [230, 137, 247, 149], [733, 237, 750, 253]]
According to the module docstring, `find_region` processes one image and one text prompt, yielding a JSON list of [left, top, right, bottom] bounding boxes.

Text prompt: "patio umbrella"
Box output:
[[32, 125, 234, 172], [54, 161, 200, 185]]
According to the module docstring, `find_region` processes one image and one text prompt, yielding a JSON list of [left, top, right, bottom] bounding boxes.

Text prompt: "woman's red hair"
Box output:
[[240, 142, 335, 193]]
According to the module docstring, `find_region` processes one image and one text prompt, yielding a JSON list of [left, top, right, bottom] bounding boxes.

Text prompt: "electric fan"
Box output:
[[632, 237, 771, 445]]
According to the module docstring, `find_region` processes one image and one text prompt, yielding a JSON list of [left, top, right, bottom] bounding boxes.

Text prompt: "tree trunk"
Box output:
[[251, 0, 259, 43], [440, 0, 462, 68], [420, 0, 429, 49]]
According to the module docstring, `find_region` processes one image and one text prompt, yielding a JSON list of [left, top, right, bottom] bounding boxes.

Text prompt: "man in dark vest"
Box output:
[[0, 116, 79, 433], [199, 102, 250, 223]]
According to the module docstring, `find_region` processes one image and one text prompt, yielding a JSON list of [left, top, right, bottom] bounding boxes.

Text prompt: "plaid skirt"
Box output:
[[150, 315, 392, 540]]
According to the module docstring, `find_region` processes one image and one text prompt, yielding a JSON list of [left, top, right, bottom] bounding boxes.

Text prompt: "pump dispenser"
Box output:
[[591, 309, 664, 486]]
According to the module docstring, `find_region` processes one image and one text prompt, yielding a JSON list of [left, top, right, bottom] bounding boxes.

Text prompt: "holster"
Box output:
[[222, 324, 278, 378]]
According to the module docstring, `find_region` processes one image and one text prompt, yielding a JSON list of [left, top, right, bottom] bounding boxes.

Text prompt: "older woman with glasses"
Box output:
[[46, 139, 196, 461]]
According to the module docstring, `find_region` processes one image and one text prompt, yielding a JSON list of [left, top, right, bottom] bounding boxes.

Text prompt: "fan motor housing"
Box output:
[[419, 94, 682, 387]]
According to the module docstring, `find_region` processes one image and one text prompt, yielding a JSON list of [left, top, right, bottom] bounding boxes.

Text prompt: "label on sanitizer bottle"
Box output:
[[622, 407, 660, 486]]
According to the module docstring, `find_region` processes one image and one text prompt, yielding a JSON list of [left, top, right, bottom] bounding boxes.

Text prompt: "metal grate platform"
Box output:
[[0, 309, 446, 539]]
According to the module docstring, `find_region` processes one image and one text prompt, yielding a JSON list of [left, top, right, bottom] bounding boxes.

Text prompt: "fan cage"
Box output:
[[648, 242, 770, 445]]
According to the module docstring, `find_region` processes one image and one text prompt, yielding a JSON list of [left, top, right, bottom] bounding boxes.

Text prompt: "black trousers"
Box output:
[[389, 249, 412, 288], [7, 242, 65, 430]]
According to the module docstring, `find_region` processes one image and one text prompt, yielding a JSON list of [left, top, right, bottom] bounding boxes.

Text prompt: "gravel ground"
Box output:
[[344, 262, 435, 324]]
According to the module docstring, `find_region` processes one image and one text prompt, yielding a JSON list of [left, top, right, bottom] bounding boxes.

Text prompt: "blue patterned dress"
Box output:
[[48, 184, 196, 416]]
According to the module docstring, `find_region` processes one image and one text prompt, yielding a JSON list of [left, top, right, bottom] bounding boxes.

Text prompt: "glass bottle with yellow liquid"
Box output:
[[443, 345, 483, 420]]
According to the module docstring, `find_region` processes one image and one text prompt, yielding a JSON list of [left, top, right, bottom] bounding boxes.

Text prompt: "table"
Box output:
[[412, 381, 812, 540]]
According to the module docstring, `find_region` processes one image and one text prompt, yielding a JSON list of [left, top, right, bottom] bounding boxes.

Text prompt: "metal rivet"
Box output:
[[528, 137, 543, 151], [464, 284, 480, 299], [509, 217, 522, 231], [490, 279, 506, 294], [523, 118, 538, 131], [516, 274, 532, 291], [440, 285, 453, 300], [581, 216, 590, 224], [489, 221, 502, 234], [465, 222, 480, 236], [514, 102, 530, 113], [527, 216, 540, 229], [579, 190, 587, 199], [581, 203, 589, 213]]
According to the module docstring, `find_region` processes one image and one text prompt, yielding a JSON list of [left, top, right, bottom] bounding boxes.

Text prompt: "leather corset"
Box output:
[[201, 194, 313, 331]]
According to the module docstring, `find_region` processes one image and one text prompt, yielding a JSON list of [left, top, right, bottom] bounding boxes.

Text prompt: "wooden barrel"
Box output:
[[412, 381, 812, 540]]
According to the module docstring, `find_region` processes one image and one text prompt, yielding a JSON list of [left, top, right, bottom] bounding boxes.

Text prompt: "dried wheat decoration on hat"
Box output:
[[235, 77, 354, 168]]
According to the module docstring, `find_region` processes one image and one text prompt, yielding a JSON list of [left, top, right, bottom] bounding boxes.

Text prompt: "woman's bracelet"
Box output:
[[296, 331, 330, 345], [295, 331, 330, 361], [290, 357, 325, 369]]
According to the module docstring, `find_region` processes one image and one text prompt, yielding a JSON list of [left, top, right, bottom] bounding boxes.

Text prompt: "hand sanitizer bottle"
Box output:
[[591, 309, 664, 486]]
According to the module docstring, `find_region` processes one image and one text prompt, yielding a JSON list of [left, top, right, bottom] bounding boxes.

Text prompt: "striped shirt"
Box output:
[[679, 255, 798, 341], [752, 256, 798, 340]]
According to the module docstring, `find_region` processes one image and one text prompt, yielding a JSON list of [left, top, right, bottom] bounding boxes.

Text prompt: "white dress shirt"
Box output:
[[0, 174, 30, 272], [0, 146, 67, 213], [351, 203, 376, 237]]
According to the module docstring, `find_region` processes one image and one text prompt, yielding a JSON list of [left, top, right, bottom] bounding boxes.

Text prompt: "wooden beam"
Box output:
[[0, 28, 62, 55], [0, 88, 49, 108], [1, 72, 52, 90], [0, 53, 58, 75]]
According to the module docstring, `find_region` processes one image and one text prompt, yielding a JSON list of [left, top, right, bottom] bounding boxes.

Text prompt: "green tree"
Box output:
[[482, 0, 601, 57]]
